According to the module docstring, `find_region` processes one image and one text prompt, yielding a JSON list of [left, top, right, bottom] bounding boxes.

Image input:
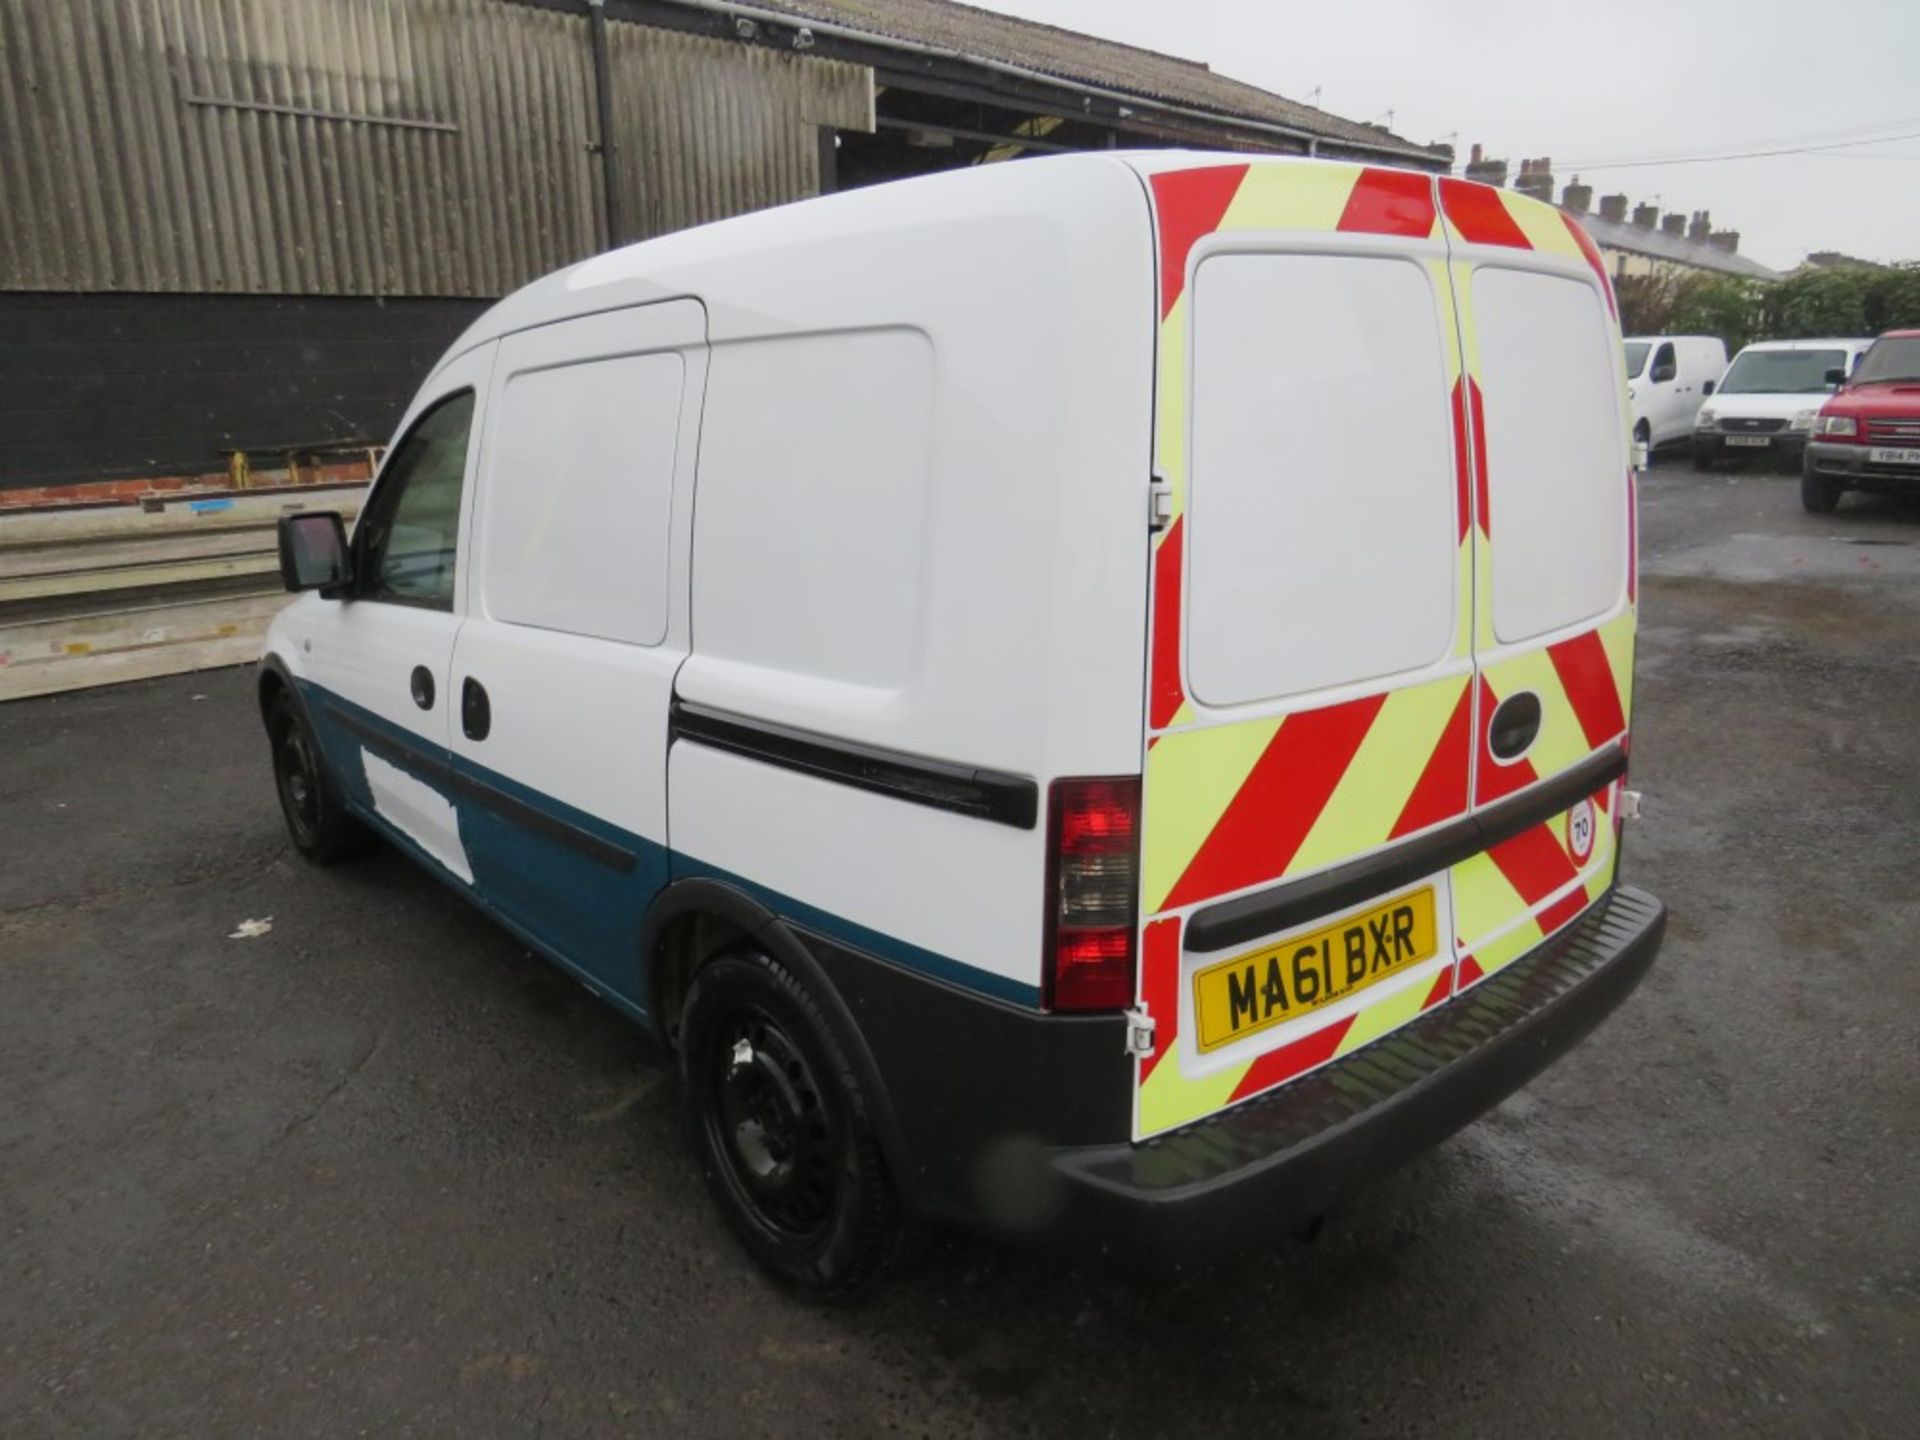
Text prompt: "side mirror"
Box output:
[[278, 512, 352, 595], [1702, 379, 1716, 396], [1825, 367, 1845, 387]]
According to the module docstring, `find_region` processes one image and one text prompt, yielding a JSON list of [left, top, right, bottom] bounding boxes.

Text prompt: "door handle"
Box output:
[[409, 665, 435, 710], [1488, 690, 1542, 762], [461, 677, 491, 742]]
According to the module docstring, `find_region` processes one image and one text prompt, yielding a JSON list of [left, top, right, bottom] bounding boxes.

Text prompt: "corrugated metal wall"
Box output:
[[0, 0, 875, 297], [607, 24, 872, 244]]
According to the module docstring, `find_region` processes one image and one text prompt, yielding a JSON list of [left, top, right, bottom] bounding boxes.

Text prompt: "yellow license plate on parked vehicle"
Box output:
[[1193, 888, 1438, 1053]]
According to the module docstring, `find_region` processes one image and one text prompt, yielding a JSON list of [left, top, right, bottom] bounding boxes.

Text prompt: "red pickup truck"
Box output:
[[1803, 330, 1920, 512]]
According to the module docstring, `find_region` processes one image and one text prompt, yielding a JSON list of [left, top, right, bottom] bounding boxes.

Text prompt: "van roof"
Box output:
[[434, 151, 1447, 375], [1737, 337, 1873, 352]]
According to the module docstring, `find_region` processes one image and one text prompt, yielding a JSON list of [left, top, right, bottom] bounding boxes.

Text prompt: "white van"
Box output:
[[1693, 336, 1873, 468], [1623, 335, 1727, 451], [262, 153, 1665, 1293]]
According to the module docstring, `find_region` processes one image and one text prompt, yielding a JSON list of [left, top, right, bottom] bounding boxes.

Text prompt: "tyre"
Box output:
[[681, 950, 898, 1297], [266, 685, 372, 863], [1800, 473, 1842, 514], [1691, 441, 1714, 471]]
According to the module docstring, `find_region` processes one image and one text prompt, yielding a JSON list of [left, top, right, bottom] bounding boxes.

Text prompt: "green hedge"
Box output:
[[1616, 262, 1920, 356]]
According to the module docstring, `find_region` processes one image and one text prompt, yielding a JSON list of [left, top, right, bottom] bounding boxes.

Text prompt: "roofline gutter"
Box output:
[[655, 0, 1445, 167]]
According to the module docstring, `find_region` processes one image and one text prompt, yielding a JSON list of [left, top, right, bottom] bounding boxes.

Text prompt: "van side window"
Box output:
[[482, 352, 685, 646], [357, 390, 476, 610], [1650, 342, 1676, 382], [1185, 252, 1457, 706], [1471, 267, 1626, 642]]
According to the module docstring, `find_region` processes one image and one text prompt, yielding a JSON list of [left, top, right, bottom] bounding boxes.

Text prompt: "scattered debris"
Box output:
[[228, 917, 273, 939]]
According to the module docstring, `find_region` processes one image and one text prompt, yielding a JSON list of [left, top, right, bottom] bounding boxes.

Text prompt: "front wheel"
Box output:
[[266, 686, 371, 863], [1691, 442, 1715, 471], [1801, 472, 1843, 514], [680, 951, 899, 1297]]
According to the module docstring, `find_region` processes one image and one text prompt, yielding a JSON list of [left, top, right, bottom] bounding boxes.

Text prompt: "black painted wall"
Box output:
[[0, 293, 489, 490]]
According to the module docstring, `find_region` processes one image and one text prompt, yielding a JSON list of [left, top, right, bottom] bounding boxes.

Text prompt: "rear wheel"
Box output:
[[681, 950, 898, 1297], [1801, 472, 1843, 514], [267, 686, 371, 862]]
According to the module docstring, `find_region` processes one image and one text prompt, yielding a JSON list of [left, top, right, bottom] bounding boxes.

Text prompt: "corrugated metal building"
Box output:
[[0, 0, 1447, 491]]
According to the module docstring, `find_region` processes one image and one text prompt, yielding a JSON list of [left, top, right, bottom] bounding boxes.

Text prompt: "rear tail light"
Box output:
[[1044, 776, 1141, 1012]]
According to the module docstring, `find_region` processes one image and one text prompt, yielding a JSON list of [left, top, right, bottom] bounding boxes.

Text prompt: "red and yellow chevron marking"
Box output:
[[1439, 175, 1637, 966], [1450, 778, 1621, 989], [1138, 160, 1481, 1137], [1134, 164, 1637, 1139]]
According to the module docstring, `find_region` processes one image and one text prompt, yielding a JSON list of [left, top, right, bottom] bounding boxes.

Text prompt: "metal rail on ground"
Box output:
[[0, 485, 366, 701]]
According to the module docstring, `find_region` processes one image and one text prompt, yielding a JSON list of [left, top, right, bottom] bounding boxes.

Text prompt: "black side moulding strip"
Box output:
[[670, 700, 1039, 831], [322, 701, 638, 874]]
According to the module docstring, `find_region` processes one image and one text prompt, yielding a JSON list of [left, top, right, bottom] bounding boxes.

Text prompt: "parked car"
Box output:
[[1693, 337, 1872, 469], [259, 153, 1664, 1293], [1624, 335, 1727, 452], [1802, 329, 1920, 512]]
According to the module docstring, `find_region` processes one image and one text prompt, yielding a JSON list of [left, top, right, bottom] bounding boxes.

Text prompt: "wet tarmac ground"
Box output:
[[3, 458, 1916, 1437]]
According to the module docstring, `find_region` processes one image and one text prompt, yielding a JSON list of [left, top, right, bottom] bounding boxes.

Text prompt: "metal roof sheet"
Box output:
[[727, 0, 1447, 161], [1570, 209, 1782, 282]]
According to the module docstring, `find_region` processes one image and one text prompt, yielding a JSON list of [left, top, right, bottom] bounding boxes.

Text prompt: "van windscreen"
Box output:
[[1719, 348, 1845, 394]]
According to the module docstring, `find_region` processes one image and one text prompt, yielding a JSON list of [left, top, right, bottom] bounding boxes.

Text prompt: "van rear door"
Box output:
[[1435, 180, 1634, 989], [1131, 160, 1478, 1140]]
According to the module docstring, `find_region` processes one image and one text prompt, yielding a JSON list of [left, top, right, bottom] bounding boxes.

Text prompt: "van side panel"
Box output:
[[668, 158, 1155, 1001]]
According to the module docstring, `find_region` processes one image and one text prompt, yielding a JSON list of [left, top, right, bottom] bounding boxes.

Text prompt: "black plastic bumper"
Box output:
[[1036, 885, 1666, 1271], [1805, 440, 1920, 487]]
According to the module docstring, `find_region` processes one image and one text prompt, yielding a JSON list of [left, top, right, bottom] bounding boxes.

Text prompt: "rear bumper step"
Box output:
[[1039, 885, 1666, 1270]]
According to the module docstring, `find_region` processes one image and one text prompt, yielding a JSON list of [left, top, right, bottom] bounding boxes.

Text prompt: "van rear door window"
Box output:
[[1470, 267, 1626, 643], [1186, 251, 1457, 708]]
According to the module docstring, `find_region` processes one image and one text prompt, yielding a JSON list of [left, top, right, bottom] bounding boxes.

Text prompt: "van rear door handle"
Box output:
[[461, 677, 492, 742], [1488, 690, 1542, 762]]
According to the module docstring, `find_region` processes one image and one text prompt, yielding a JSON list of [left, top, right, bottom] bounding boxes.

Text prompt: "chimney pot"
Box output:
[[1632, 202, 1659, 228], [1464, 146, 1509, 189], [1514, 156, 1554, 203], [1688, 210, 1712, 243], [1562, 177, 1593, 213], [1660, 212, 1687, 237], [1599, 193, 1629, 223]]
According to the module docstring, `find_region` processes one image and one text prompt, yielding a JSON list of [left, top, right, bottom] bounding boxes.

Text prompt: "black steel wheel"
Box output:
[[266, 685, 370, 863], [681, 951, 897, 1296]]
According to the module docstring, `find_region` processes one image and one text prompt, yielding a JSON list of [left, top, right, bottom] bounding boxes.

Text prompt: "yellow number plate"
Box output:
[[1193, 888, 1438, 1053]]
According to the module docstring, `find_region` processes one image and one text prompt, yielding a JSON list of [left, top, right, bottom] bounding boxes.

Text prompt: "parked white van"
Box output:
[[262, 153, 1666, 1293], [1623, 335, 1727, 452], [1693, 336, 1873, 468]]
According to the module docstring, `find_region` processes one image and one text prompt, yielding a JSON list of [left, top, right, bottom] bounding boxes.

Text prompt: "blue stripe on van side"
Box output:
[[665, 854, 1043, 1008], [294, 678, 1039, 1011]]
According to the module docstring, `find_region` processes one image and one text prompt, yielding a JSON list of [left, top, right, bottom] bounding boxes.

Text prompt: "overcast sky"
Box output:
[[968, 0, 1920, 272]]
